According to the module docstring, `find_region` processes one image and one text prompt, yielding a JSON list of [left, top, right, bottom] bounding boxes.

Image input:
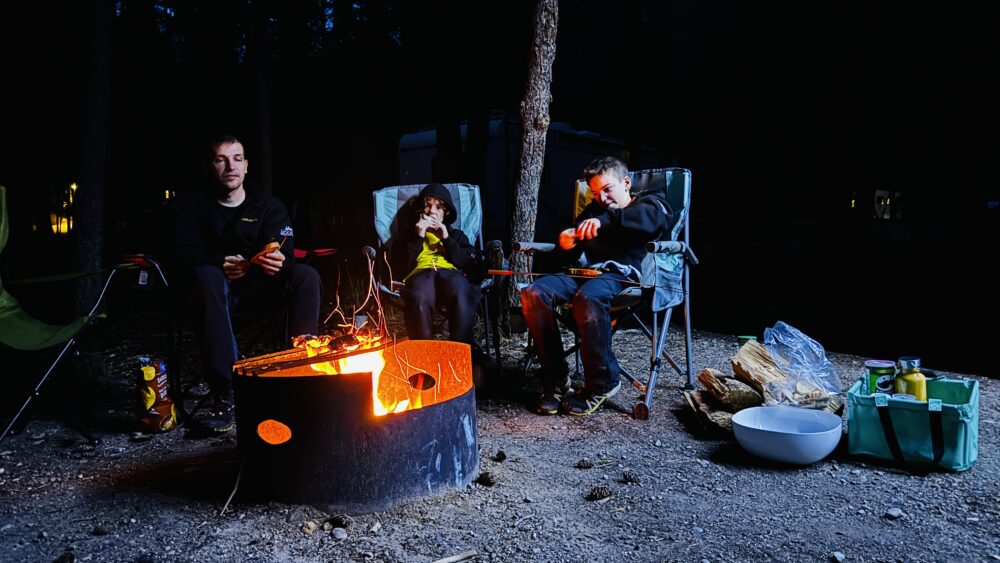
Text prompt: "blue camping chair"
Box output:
[[371, 183, 500, 365], [513, 168, 699, 419]]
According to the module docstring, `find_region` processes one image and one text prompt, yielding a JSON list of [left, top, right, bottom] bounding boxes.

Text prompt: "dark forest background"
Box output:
[[1, 1, 997, 374]]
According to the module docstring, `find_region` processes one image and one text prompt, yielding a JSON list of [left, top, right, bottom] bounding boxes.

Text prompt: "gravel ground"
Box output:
[[1, 317, 997, 563]]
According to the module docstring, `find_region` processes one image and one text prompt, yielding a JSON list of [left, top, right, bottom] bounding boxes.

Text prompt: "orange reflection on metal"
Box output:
[[257, 419, 292, 445]]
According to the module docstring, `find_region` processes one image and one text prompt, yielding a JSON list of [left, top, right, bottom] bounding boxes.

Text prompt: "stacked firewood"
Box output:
[[684, 340, 844, 434]]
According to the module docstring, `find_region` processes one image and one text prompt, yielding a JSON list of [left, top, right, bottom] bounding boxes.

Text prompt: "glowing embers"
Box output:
[[236, 338, 472, 417], [256, 419, 292, 445]]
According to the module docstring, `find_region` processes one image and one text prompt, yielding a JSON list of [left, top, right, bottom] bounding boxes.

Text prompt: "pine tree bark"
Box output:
[[507, 0, 558, 310], [73, 0, 113, 316]]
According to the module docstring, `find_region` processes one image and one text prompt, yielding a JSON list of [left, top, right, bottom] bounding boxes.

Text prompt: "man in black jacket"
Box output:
[[390, 183, 480, 345], [521, 156, 671, 416], [168, 134, 320, 433]]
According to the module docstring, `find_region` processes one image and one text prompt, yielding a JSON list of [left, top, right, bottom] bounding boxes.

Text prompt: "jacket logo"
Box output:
[[279, 226, 294, 236], [241, 217, 258, 223]]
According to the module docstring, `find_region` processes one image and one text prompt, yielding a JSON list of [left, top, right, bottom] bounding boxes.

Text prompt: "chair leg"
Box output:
[[1, 337, 80, 444], [635, 309, 673, 420], [683, 285, 694, 390]]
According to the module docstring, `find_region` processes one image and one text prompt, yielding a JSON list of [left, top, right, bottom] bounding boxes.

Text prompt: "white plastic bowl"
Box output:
[[732, 406, 843, 465]]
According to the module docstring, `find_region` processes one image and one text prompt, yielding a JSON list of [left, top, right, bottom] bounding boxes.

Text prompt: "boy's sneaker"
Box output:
[[535, 375, 572, 415], [536, 392, 562, 415], [563, 381, 621, 416], [200, 400, 235, 433]]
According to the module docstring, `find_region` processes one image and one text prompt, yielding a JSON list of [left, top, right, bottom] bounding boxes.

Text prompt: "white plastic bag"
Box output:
[[762, 321, 841, 406]]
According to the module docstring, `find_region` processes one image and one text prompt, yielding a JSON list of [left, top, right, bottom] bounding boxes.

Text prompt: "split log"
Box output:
[[730, 340, 787, 403], [698, 368, 763, 412], [684, 390, 733, 434]]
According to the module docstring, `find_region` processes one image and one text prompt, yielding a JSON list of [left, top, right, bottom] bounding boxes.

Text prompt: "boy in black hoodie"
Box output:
[[521, 157, 671, 416], [390, 183, 480, 345]]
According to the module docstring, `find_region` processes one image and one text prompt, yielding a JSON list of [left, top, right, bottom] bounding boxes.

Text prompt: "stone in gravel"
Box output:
[[619, 470, 640, 484], [692, 527, 704, 534], [475, 472, 496, 486], [90, 525, 109, 536], [332, 527, 348, 540], [654, 440, 662, 447], [37, 530, 48, 539], [302, 521, 318, 535], [586, 486, 613, 501], [53, 551, 75, 563], [575, 458, 594, 469], [885, 507, 904, 519], [492, 450, 507, 462], [370, 521, 382, 533], [832, 551, 846, 562], [322, 521, 333, 531]]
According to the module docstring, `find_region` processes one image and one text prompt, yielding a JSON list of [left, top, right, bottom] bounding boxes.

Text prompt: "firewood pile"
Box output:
[[684, 340, 844, 434]]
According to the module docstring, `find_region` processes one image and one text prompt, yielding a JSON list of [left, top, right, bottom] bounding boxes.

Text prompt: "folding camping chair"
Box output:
[[0, 185, 171, 442], [513, 168, 698, 419], [370, 183, 500, 365]]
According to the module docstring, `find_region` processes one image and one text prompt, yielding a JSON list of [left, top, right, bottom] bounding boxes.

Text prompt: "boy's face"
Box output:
[[423, 196, 447, 223], [588, 171, 631, 210]]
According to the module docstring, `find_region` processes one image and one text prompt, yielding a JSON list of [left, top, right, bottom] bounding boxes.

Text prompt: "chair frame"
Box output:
[[513, 167, 698, 419]]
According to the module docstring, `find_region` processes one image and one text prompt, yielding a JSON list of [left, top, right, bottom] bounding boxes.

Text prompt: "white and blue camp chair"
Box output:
[[371, 183, 500, 365], [514, 168, 698, 419]]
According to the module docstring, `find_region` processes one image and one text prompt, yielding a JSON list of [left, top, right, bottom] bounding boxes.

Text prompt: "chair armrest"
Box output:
[[646, 241, 699, 266], [513, 242, 556, 254]]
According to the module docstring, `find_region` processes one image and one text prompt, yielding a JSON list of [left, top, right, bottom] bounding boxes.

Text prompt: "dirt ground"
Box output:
[[1, 312, 998, 563]]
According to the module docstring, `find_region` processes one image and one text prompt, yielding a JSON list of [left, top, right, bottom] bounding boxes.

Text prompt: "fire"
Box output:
[[294, 334, 409, 416]]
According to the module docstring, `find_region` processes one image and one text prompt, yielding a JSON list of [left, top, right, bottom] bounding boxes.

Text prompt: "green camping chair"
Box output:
[[0, 185, 167, 442]]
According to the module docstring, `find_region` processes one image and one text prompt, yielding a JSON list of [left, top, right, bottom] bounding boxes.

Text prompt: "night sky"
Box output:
[[1, 1, 996, 373]]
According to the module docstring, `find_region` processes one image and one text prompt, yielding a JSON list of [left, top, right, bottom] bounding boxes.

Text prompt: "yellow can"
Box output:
[[894, 356, 927, 401]]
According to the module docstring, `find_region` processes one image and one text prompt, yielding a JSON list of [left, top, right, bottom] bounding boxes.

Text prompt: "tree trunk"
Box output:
[[73, 0, 113, 317], [507, 0, 558, 312]]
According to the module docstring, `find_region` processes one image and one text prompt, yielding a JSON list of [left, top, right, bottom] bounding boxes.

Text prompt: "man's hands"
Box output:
[[416, 214, 448, 240], [251, 246, 284, 276], [223, 255, 249, 280], [558, 218, 602, 250], [225, 242, 285, 279]]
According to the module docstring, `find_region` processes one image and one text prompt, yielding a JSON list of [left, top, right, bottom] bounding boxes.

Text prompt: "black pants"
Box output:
[[191, 264, 321, 397], [403, 269, 481, 345]]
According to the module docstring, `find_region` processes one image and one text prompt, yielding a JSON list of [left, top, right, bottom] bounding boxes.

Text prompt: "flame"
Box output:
[[290, 336, 470, 417], [296, 334, 406, 416]]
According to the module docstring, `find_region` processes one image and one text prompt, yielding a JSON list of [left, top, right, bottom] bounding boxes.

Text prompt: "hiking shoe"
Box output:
[[200, 401, 235, 433], [563, 381, 621, 416]]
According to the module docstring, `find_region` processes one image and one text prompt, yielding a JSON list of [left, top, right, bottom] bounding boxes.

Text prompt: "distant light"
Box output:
[[851, 199, 855, 208]]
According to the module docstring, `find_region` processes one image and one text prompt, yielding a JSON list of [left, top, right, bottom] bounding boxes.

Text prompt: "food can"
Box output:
[[865, 359, 896, 395]]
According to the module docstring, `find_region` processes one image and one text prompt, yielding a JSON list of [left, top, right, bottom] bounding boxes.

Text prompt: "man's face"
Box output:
[[588, 171, 631, 210], [211, 142, 248, 192], [423, 196, 447, 223]]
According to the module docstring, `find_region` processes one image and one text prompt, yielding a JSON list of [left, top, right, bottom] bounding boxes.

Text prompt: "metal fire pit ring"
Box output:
[[233, 339, 478, 514]]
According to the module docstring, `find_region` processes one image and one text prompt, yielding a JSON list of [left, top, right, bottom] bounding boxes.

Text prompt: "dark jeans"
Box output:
[[520, 273, 628, 394], [403, 268, 481, 345], [191, 263, 321, 397]]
